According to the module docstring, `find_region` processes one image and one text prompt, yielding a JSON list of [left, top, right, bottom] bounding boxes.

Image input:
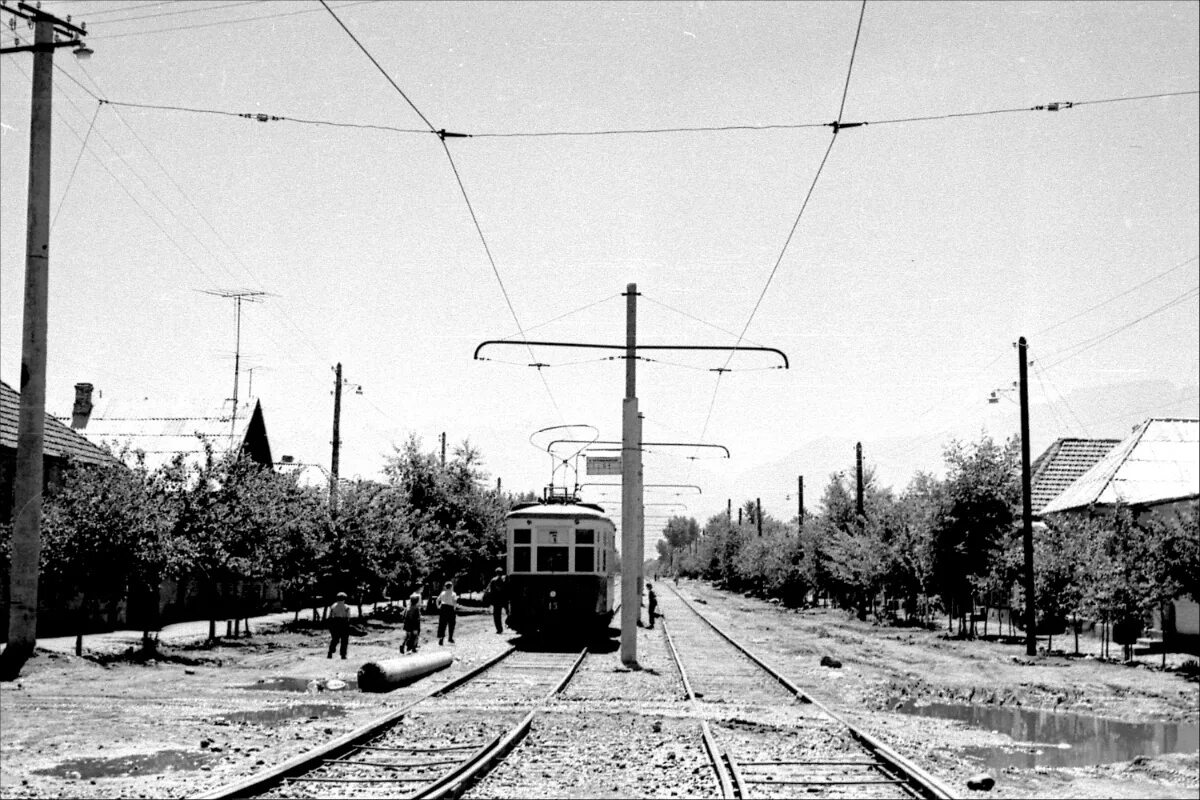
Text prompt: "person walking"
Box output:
[[402, 593, 422, 654], [646, 583, 658, 629], [485, 568, 508, 634], [436, 581, 458, 645], [327, 591, 351, 659]]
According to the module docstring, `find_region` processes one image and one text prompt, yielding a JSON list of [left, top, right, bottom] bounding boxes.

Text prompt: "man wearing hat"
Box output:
[[327, 591, 351, 659]]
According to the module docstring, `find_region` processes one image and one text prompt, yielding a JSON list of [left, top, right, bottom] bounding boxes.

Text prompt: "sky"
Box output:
[[2, 1, 1198, 556]]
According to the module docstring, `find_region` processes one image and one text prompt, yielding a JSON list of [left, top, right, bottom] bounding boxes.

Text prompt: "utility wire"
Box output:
[[76, 62, 336, 370], [319, 0, 436, 133], [81, 2, 174, 17], [1039, 285, 1199, 371], [497, 292, 622, 341], [641, 293, 768, 348], [51, 102, 100, 231], [86, 0, 379, 40], [1034, 254, 1198, 337], [86, 1, 260, 26]]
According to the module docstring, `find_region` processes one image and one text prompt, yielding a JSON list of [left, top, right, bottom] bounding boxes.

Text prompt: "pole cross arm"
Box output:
[[552, 439, 730, 458], [474, 340, 788, 369]]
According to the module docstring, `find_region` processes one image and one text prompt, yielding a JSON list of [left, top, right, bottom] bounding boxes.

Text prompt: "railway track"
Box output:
[[661, 584, 956, 799], [196, 646, 587, 800]]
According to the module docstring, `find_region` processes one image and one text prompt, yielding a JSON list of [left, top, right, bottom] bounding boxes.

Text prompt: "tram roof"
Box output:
[[506, 501, 611, 521]]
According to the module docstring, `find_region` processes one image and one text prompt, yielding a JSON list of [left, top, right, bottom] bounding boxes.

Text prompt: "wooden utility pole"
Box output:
[[440, 432, 447, 466], [620, 283, 643, 666], [798, 475, 804, 533], [1, 4, 89, 681], [756, 498, 763, 536], [1019, 337, 1036, 657], [330, 363, 343, 515], [855, 442, 865, 520]]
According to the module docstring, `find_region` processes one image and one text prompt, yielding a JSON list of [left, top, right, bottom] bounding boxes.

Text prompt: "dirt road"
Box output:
[[0, 585, 1196, 798]]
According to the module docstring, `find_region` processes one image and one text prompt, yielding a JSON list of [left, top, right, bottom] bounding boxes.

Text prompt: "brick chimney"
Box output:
[[71, 382, 94, 429]]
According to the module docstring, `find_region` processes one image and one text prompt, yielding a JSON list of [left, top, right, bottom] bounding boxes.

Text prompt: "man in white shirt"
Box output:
[[436, 581, 458, 645]]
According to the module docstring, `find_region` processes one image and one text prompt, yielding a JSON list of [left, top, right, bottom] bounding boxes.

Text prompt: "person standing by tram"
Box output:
[[485, 568, 508, 634], [437, 581, 459, 645]]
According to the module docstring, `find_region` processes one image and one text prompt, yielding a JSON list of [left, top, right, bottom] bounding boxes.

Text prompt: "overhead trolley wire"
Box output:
[[318, 0, 437, 134], [697, 0, 866, 445], [75, 89, 1198, 140], [319, 0, 563, 419]]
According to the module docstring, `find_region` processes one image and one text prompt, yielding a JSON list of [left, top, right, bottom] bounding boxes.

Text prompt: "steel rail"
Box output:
[[665, 583, 958, 800], [192, 646, 518, 799], [661, 618, 734, 799], [417, 648, 588, 799]]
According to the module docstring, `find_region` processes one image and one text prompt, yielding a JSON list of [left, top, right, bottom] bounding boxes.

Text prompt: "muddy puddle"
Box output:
[[213, 703, 347, 725], [33, 750, 212, 779], [238, 676, 358, 692], [889, 698, 1200, 768]]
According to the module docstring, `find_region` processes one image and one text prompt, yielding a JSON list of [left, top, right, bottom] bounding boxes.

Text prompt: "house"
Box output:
[[0, 379, 116, 524], [79, 390, 273, 471], [1029, 437, 1121, 519], [1041, 417, 1199, 652]]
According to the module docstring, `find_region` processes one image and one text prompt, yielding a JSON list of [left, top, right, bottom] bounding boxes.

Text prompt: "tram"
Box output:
[[504, 488, 617, 635]]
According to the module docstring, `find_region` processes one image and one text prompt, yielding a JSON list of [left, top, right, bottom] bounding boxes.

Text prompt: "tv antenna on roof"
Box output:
[[201, 289, 271, 442]]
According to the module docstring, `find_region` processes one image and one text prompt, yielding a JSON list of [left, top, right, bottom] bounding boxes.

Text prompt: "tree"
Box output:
[[40, 455, 179, 654], [931, 435, 1020, 635]]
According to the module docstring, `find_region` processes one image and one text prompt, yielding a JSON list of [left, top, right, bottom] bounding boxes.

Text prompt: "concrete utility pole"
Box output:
[[798, 475, 804, 533], [0, 3, 90, 682], [855, 442, 865, 520], [620, 283, 643, 666], [1019, 337, 1036, 657], [330, 363, 343, 516]]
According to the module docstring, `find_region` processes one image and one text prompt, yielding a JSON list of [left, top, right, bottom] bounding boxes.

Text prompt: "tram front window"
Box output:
[[536, 546, 569, 572]]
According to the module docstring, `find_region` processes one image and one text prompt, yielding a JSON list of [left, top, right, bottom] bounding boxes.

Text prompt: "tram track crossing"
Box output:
[[660, 583, 956, 799], [196, 646, 587, 800]]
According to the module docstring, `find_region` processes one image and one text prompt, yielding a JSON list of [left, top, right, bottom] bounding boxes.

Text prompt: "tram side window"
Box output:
[[513, 529, 531, 544], [536, 546, 569, 572], [575, 546, 594, 572], [513, 547, 531, 572], [576, 529, 594, 544]]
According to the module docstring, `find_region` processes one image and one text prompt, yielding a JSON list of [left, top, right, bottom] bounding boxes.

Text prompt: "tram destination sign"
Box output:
[[586, 455, 622, 476]]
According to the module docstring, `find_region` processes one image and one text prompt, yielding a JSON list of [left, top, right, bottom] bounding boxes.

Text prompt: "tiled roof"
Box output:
[[1030, 437, 1121, 515], [0, 381, 115, 466], [1041, 418, 1200, 514]]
